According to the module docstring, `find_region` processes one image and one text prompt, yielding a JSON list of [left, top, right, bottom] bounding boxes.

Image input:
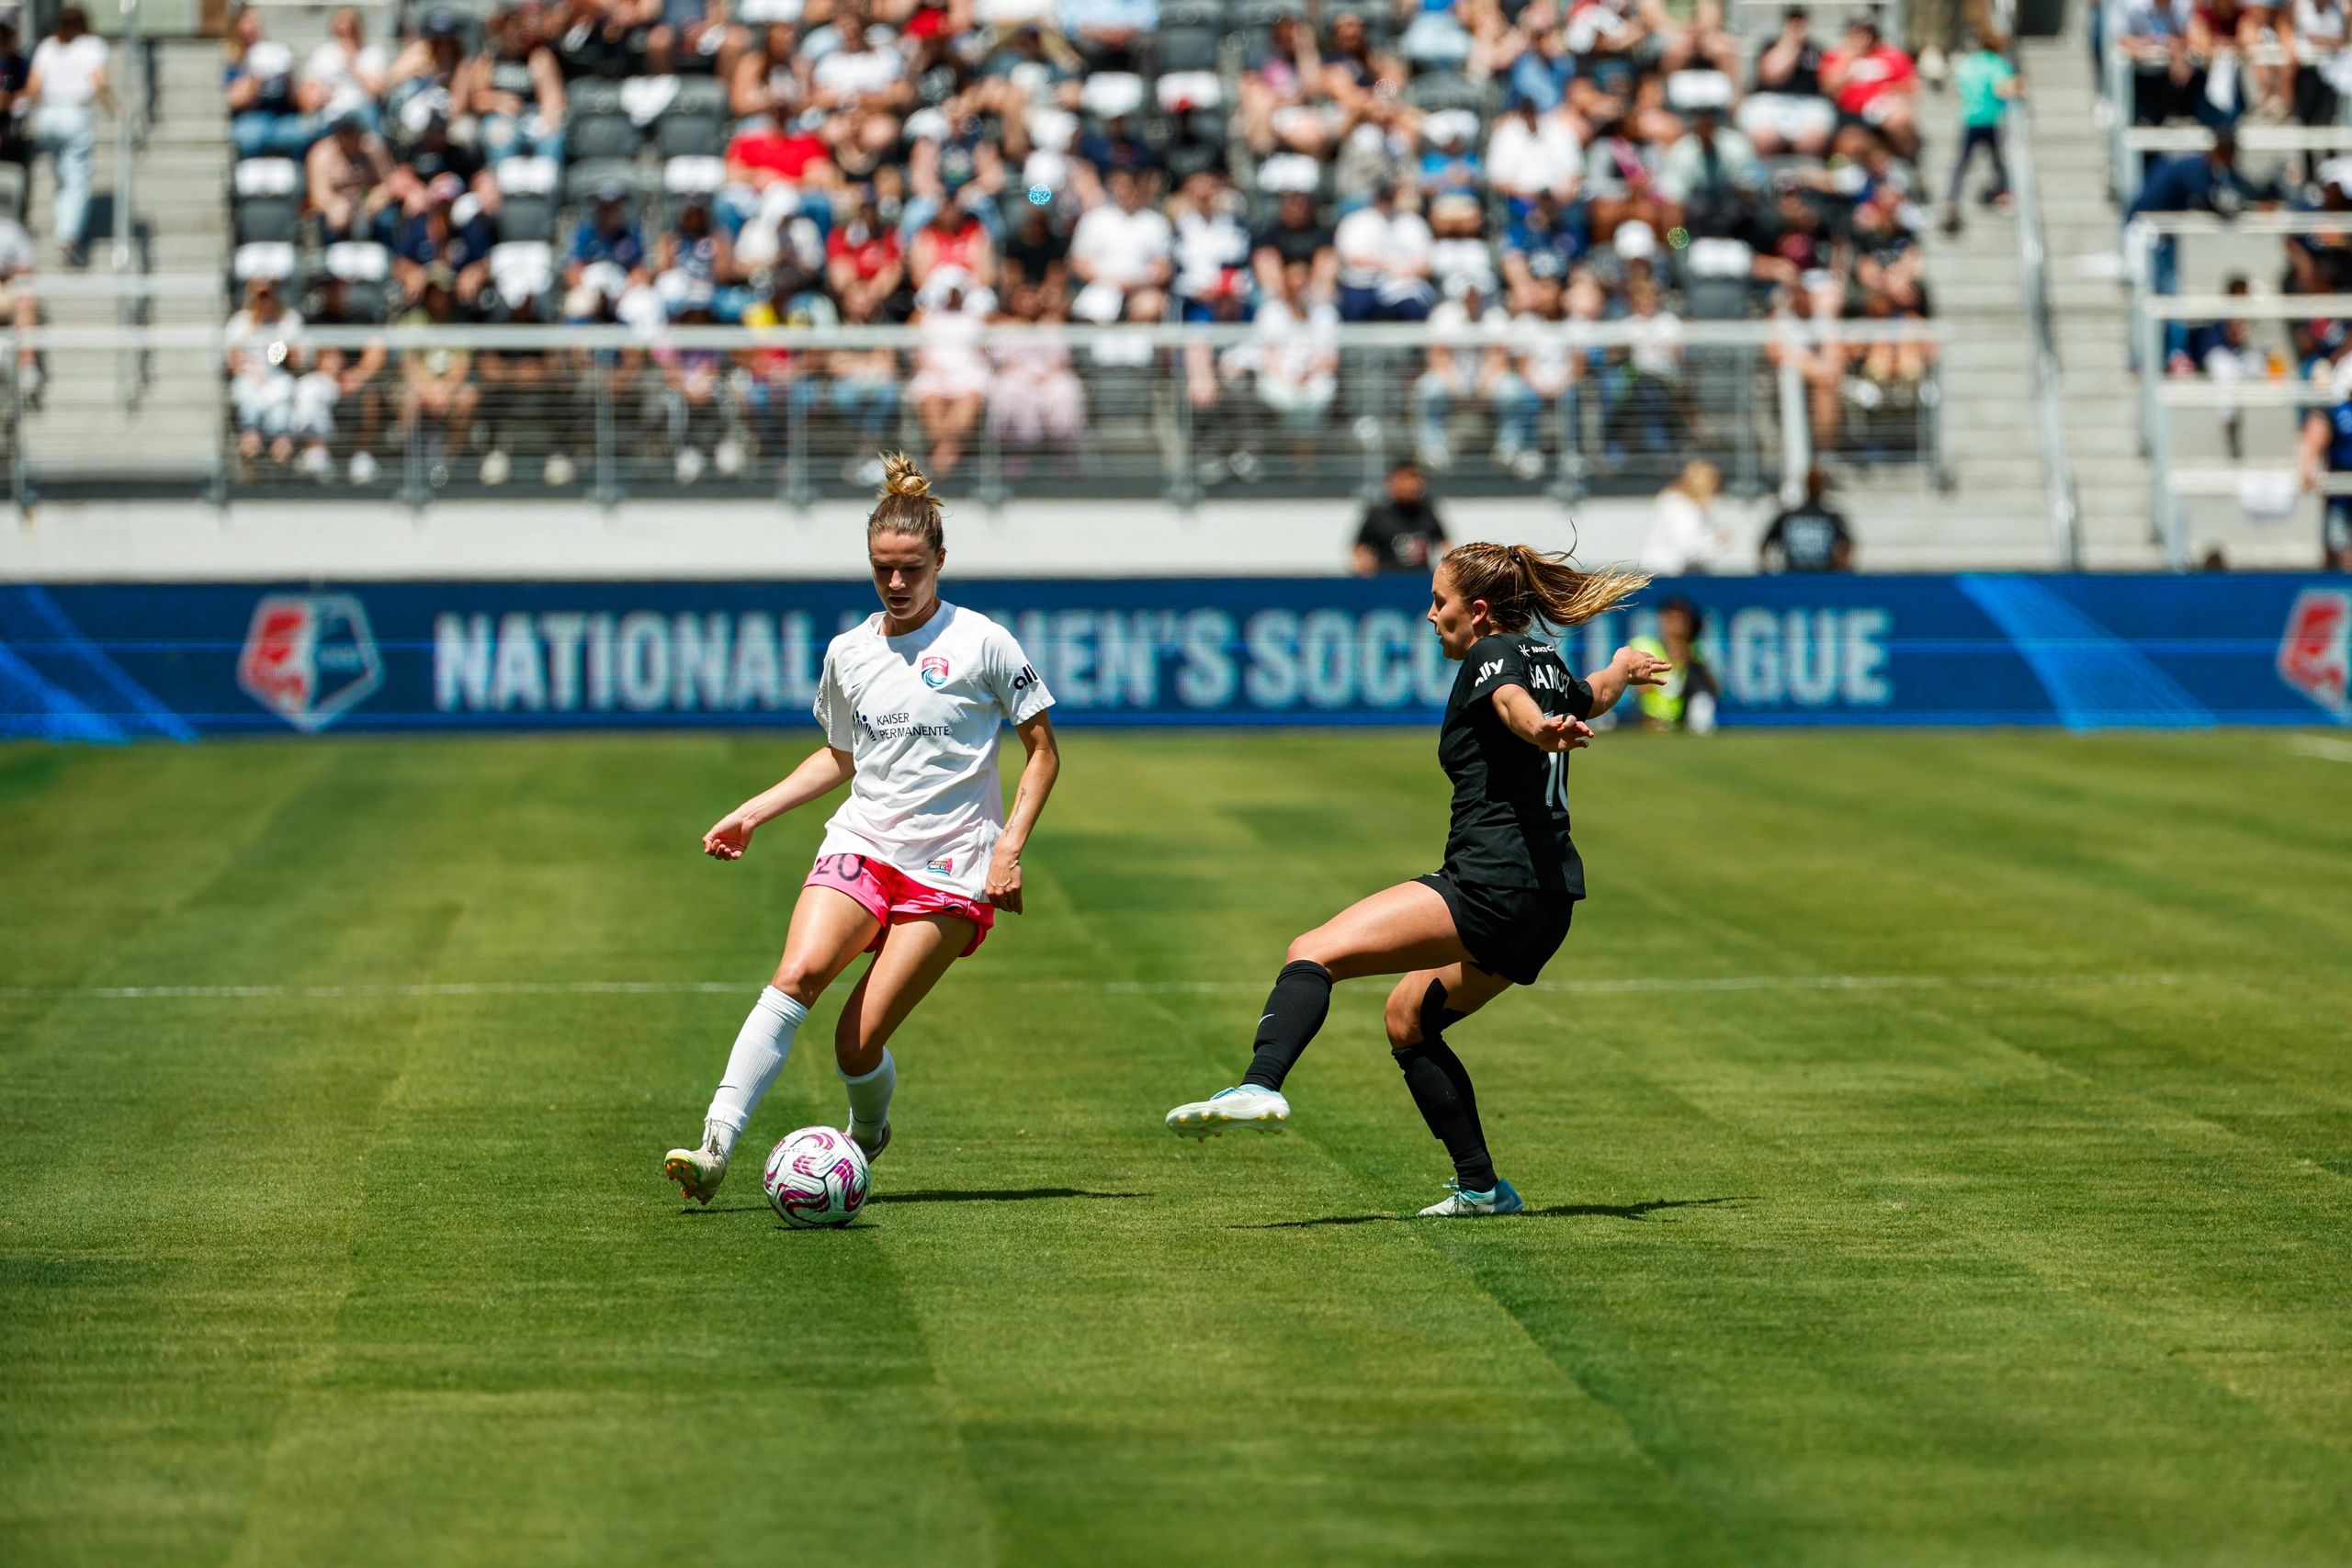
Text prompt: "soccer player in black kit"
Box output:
[[1165, 542, 1668, 1216]]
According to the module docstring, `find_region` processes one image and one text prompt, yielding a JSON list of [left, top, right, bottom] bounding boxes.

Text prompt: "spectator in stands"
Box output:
[[1759, 465, 1855, 570], [303, 8, 387, 133], [1419, 109, 1485, 201], [1351, 459, 1449, 574], [811, 12, 913, 176], [226, 274, 303, 469], [1250, 187, 1336, 305], [2298, 357, 2352, 569], [1739, 6, 1836, 158], [1251, 258, 1340, 455], [225, 7, 314, 160], [1069, 167, 1171, 322], [1495, 270, 1579, 477], [1001, 195, 1073, 304], [549, 0, 646, 83], [1240, 14, 1331, 158], [302, 270, 390, 484], [386, 9, 470, 141], [566, 180, 649, 292], [1412, 277, 1512, 470], [475, 290, 564, 487], [908, 271, 994, 478], [823, 333, 905, 484], [0, 17, 28, 171], [910, 191, 999, 294], [400, 267, 481, 461], [0, 215, 39, 402], [1605, 274, 1686, 460], [1324, 11, 1414, 202], [1060, 0, 1157, 71], [393, 172, 494, 310], [1169, 168, 1250, 321], [657, 192, 741, 319], [827, 187, 908, 322], [1334, 181, 1433, 321], [2128, 129, 2277, 362], [1943, 26, 2018, 234], [2189, 275, 2267, 456], [729, 22, 799, 121], [1641, 459, 1727, 574], [1487, 96, 1583, 209], [2117, 0, 2203, 124], [1583, 113, 1675, 247], [1499, 188, 1581, 308], [2292, 0, 2350, 123], [1821, 15, 1918, 159], [647, 0, 740, 79], [654, 301, 736, 484], [464, 7, 568, 165], [305, 109, 397, 243], [989, 285, 1086, 468], [28, 6, 108, 265], [1768, 274, 1849, 457], [1659, 103, 1766, 241]]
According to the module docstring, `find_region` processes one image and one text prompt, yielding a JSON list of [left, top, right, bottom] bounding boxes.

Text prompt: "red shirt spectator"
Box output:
[[1823, 35, 1915, 116], [828, 220, 902, 281], [727, 121, 831, 184]]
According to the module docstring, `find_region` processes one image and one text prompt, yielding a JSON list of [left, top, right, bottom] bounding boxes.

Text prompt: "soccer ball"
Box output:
[[761, 1126, 871, 1229]]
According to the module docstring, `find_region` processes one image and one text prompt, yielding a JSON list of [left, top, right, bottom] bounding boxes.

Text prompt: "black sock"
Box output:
[[1394, 1036, 1498, 1192], [1240, 959, 1332, 1090]]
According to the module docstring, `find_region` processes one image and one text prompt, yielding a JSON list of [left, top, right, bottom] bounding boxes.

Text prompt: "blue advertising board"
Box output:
[[1, 575, 2346, 740]]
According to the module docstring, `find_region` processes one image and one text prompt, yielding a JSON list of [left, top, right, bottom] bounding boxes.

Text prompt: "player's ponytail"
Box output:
[[866, 451, 945, 552], [1443, 541, 1648, 632]]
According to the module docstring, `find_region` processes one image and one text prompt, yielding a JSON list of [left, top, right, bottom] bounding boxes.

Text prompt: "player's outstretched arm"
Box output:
[[702, 745, 856, 861], [1584, 646, 1673, 717], [1492, 684, 1594, 753], [985, 712, 1060, 915]]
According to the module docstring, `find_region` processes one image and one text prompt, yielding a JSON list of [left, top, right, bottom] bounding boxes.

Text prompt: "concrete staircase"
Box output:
[[1823, 89, 2058, 570], [19, 35, 227, 493]]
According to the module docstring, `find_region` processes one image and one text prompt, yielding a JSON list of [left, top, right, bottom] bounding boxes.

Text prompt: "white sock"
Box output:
[[841, 1049, 897, 1143], [705, 987, 808, 1158]]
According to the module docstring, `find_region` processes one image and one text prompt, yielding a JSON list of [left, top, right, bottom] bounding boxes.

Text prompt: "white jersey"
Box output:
[[812, 603, 1053, 900]]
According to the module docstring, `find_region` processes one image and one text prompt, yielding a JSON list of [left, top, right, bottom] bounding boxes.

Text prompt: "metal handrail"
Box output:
[[2005, 47, 2083, 568]]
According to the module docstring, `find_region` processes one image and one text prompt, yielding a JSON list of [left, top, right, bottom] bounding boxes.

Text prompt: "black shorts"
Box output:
[[1416, 872, 1576, 987]]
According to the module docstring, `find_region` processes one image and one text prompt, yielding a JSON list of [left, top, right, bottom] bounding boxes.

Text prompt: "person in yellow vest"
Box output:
[[1634, 595, 1720, 732]]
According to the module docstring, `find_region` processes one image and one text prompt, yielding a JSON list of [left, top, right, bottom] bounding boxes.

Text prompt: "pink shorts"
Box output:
[[806, 852, 994, 956]]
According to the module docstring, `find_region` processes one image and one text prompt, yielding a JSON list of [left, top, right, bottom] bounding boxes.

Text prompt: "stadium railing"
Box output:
[[0, 312, 1947, 512], [2125, 209, 2351, 565]]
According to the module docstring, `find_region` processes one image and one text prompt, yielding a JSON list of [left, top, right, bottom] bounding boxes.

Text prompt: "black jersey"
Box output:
[[1439, 633, 1595, 895]]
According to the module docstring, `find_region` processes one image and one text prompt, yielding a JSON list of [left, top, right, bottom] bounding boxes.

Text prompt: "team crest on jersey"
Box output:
[[237, 593, 382, 733], [2278, 589, 2351, 716], [920, 654, 951, 689]]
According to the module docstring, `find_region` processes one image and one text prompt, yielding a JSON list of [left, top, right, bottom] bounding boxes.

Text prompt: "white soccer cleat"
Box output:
[[847, 1121, 891, 1164], [1164, 1084, 1290, 1139], [663, 1122, 730, 1204], [1417, 1178, 1525, 1218]]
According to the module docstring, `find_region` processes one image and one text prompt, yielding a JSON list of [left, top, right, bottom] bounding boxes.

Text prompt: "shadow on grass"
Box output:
[[1233, 1196, 1751, 1230], [872, 1188, 1149, 1205]]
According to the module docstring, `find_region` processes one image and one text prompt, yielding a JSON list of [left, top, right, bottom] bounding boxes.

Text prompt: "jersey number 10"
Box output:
[[1544, 751, 1570, 814]]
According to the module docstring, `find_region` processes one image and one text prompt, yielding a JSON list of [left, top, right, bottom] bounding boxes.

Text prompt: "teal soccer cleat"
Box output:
[[1417, 1177, 1525, 1218]]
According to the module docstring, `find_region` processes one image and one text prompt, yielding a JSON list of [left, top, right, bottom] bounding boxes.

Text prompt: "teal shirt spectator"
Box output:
[[1953, 48, 2015, 129]]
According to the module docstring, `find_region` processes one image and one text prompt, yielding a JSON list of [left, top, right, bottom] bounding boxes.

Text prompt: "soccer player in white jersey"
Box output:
[[663, 454, 1059, 1202]]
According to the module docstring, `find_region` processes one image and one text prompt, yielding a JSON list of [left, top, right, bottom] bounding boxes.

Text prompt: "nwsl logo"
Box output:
[[237, 594, 383, 732], [920, 654, 950, 689], [2278, 589, 2350, 718]]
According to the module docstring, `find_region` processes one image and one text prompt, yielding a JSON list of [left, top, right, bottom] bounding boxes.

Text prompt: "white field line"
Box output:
[[0, 973, 2188, 1003], [2290, 736, 2352, 763]]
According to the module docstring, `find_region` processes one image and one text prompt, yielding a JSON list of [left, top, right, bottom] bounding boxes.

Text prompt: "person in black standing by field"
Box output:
[[1164, 542, 1670, 1217], [1759, 465, 1855, 571], [1352, 460, 1449, 574]]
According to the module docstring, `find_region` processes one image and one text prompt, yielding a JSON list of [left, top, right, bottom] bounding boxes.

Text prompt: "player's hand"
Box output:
[[985, 847, 1024, 914], [702, 811, 755, 861], [1615, 646, 1674, 687], [1535, 714, 1594, 752]]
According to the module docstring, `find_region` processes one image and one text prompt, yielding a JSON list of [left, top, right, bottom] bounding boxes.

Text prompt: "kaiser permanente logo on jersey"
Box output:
[[238, 594, 383, 732]]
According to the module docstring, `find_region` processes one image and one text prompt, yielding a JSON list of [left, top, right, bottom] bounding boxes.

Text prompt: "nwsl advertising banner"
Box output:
[[0, 575, 2346, 740]]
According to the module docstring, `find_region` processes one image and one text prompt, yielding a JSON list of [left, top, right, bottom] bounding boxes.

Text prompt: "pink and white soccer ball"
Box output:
[[762, 1126, 871, 1228]]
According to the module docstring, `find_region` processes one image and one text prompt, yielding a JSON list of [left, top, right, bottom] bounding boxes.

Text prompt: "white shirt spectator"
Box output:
[[814, 47, 904, 102], [1253, 295, 1339, 387], [1641, 488, 1724, 574], [1071, 202, 1173, 289], [225, 305, 305, 379], [1334, 205, 1431, 292], [1487, 112, 1582, 200], [1628, 308, 1684, 378], [1430, 236, 1496, 299], [304, 39, 390, 121], [31, 33, 108, 106], [1510, 310, 1576, 396], [1171, 206, 1250, 300]]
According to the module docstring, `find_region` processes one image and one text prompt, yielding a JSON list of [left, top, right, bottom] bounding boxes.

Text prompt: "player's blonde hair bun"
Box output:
[[880, 452, 931, 499]]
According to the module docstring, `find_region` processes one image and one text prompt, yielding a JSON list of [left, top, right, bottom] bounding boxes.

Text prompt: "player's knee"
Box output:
[[770, 960, 826, 1007], [1383, 978, 1424, 1048]]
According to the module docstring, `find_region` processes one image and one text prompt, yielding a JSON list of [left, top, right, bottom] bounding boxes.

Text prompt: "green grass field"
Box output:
[[3, 728, 2350, 1567]]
